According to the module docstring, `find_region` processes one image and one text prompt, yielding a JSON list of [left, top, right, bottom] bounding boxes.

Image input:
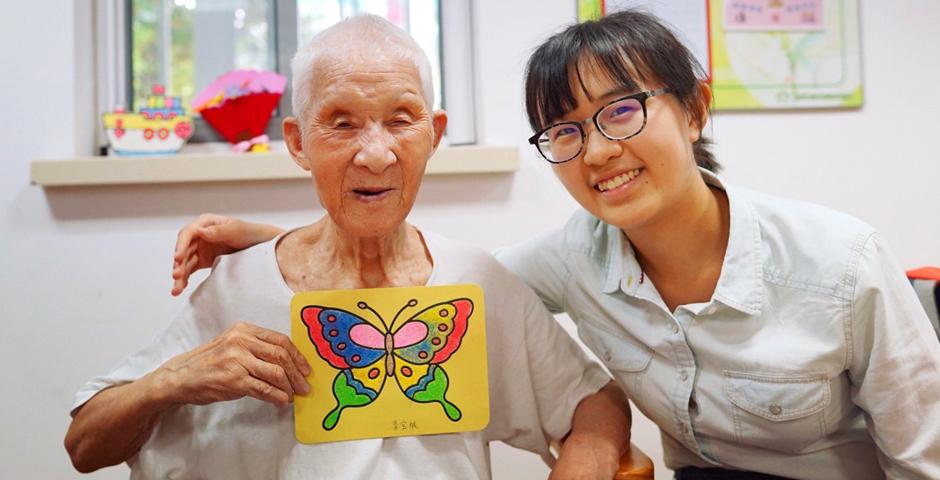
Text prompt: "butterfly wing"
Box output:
[[301, 305, 391, 430], [392, 358, 462, 421], [392, 298, 473, 365], [300, 306, 387, 369], [389, 298, 473, 422], [322, 360, 389, 430]]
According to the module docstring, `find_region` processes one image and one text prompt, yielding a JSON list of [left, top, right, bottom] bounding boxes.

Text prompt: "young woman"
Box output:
[[171, 11, 940, 479]]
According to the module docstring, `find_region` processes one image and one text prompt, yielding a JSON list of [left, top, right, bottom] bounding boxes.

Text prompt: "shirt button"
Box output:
[[604, 351, 612, 362], [769, 404, 783, 416], [680, 372, 689, 381], [672, 324, 679, 334], [680, 425, 689, 434]]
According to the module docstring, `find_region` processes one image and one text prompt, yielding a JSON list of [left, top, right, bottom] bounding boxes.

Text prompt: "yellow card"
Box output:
[[291, 284, 489, 444]]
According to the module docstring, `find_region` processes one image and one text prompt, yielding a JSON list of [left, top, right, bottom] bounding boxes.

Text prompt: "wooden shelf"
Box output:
[[31, 145, 519, 187]]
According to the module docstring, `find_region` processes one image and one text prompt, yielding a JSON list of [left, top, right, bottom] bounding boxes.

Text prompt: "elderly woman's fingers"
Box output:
[[239, 374, 291, 407], [247, 325, 312, 377], [241, 354, 295, 400], [247, 337, 311, 395]]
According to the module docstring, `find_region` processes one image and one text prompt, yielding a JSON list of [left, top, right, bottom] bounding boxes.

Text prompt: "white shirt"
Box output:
[[496, 169, 940, 479], [72, 231, 611, 480]]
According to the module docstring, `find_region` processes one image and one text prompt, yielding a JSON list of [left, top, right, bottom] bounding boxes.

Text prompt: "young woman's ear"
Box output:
[[688, 82, 712, 143]]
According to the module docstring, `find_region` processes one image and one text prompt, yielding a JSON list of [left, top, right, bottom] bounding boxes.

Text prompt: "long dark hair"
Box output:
[[524, 10, 719, 172]]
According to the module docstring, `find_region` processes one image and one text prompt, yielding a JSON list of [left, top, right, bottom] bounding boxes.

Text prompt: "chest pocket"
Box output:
[[578, 321, 654, 398], [724, 370, 831, 453]]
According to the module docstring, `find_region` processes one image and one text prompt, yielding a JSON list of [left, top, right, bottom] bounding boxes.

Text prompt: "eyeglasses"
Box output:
[[527, 87, 672, 164]]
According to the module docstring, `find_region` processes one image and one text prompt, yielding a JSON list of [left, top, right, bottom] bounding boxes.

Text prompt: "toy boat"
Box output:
[[102, 85, 193, 155]]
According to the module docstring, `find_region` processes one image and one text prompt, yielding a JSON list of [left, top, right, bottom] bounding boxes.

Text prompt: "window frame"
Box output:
[[95, 0, 476, 151]]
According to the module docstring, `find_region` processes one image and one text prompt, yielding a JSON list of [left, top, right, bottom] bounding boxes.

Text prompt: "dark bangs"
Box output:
[[524, 10, 719, 171]]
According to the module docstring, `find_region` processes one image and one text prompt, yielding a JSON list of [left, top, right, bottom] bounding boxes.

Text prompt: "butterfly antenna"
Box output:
[[390, 299, 418, 330], [357, 301, 388, 330]]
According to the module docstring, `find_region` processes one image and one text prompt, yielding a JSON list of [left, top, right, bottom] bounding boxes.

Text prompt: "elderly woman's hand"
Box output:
[[153, 322, 311, 407], [171, 214, 284, 296], [65, 321, 312, 473]]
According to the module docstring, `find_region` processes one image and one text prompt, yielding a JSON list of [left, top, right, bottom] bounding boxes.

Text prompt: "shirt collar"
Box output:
[[601, 168, 763, 315], [602, 226, 641, 295], [702, 169, 763, 315], [600, 217, 622, 293]]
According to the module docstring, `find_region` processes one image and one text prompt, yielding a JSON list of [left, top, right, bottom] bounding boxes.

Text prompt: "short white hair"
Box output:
[[290, 14, 435, 122]]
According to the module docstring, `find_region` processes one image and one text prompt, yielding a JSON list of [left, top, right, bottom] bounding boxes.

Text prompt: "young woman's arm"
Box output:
[[849, 232, 940, 478], [551, 381, 631, 479]]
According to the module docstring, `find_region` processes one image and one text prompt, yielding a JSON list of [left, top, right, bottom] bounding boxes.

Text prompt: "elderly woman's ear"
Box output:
[[430, 110, 448, 152], [283, 116, 311, 171]]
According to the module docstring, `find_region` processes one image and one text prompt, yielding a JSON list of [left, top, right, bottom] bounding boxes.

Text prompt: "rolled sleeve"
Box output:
[[849, 232, 940, 479]]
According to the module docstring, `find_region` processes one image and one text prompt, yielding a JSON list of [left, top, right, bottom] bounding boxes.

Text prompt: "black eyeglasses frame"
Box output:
[[527, 87, 672, 164]]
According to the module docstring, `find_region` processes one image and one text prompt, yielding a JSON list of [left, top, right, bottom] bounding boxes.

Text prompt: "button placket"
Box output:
[[668, 310, 701, 453]]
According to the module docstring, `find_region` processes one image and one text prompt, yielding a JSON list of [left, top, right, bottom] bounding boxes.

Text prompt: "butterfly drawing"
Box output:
[[300, 298, 473, 430]]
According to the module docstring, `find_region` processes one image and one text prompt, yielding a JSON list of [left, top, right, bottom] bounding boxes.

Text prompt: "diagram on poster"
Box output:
[[577, 0, 863, 110], [711, 0, 862, 109], [291, 284, 489, 444], [579, 0, 712, 80]]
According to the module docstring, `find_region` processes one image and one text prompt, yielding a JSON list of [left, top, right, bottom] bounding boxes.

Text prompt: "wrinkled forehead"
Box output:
[[310, 52, 426, 108]]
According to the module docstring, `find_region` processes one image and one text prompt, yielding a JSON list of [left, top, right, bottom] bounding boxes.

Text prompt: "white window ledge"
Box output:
[[30, 145, 518, 187]]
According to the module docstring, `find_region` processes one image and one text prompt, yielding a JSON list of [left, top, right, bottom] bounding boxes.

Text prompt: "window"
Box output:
[[129, 0, 277, 111], [296, 0, 443, 110], [96, 0, 475, 148]]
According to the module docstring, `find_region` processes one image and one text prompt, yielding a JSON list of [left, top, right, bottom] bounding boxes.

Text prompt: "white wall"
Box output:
[[1, 1, 938, 479]]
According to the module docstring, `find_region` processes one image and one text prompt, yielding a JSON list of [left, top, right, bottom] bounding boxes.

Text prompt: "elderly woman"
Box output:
[[64, 16, 630, 479], [171, 10, 940, 480]]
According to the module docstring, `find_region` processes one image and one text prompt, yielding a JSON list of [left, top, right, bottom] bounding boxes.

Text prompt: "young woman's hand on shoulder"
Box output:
[[171, 214, 284, 295]]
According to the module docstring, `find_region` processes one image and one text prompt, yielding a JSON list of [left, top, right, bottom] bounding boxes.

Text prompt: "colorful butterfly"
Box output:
[[300, 298, 473, 430]]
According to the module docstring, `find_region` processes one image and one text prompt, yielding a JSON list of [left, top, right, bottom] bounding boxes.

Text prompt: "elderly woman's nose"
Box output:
[[353, 125, 397, 173]]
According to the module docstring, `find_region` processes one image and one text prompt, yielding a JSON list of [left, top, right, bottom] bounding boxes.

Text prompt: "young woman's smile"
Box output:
[[593, 167, 644, 194]]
